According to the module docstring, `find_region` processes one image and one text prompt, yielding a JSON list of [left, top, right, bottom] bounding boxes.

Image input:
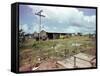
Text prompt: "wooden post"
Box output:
[[64, 49, 67, 58], [74, 56, 76, 68]]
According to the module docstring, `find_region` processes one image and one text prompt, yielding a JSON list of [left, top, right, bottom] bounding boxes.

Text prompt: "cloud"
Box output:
[[20, 23, 38, 33], [22, 5, 96, 34], [20, 23, 51, 33], [41, 24, 49, 31], [53, 27, 57, 30], [20, 24, 29, 33]]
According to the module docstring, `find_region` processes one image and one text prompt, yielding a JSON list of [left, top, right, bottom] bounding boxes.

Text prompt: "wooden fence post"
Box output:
[[74, 56, 76, 68]]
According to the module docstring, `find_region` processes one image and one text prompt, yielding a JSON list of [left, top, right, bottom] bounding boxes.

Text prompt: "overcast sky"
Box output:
[[19, 4, 96, 34]]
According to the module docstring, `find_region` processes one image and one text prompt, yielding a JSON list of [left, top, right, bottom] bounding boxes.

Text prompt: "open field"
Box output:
[[19, 36, 96, 71]]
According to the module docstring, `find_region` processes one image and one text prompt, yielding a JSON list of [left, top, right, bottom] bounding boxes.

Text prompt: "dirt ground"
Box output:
[[19, 58, 65, 72], [36, 59, 65, 70]]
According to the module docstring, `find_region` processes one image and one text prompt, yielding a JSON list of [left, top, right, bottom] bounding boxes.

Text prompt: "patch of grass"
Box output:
[[19, 36, 96, 67]]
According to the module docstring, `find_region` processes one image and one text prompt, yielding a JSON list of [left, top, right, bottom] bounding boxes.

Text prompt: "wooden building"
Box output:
[[33, 30, 75, 40]]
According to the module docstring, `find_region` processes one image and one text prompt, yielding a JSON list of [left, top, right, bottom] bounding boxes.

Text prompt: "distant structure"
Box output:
[[24, 33, 34, 40], [24, 31, 96, 41], [33, 30, 76, 41]]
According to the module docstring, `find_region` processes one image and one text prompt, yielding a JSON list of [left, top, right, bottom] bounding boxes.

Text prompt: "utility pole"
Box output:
[[35, 10, 45, 42], [35, 10, 45, 62]]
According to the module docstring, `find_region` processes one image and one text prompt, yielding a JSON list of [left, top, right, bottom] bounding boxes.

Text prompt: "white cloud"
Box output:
[[26, 5, 96, 33], [20, 23, 39, 33], [32, 23, 39, 33], [20, 24, 29, 33], [53, 27, 57, 30], [41, 24, 50, 31]]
